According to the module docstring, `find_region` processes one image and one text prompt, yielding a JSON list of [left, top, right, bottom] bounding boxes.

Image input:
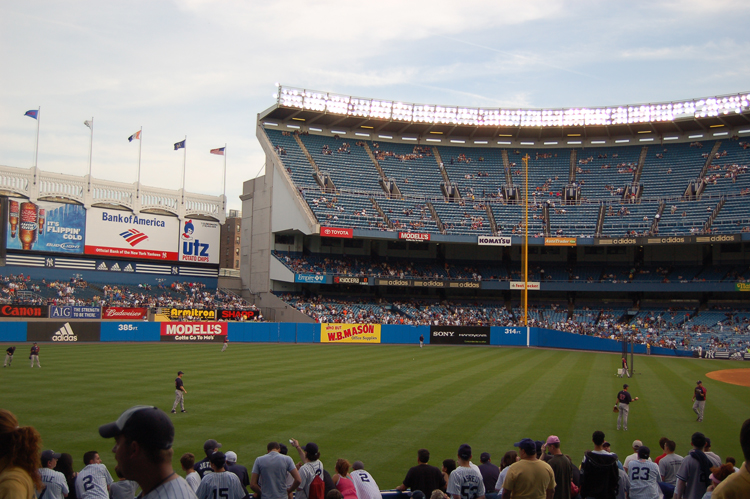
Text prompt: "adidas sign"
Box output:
[[52, 323, 77, 342], [97, 262, 108, 271], [111, 263, 121, 271], [124, 264, 134, 272]]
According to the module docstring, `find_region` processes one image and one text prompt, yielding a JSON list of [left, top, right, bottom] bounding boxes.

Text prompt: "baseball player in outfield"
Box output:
[[76, 451, 113, 499], [692, 380, 707, 422], [30, 342, 41, 368], [195, 452, 245, 499], [4, 346, 15, 367], [616, 384, 638, 431], [172, 371, 187, 413], [221, 337, 228, 352]]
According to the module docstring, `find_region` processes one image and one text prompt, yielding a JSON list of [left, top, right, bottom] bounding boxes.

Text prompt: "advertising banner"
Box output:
[[320, 227, 353, 238], [27, 322, 101, 342], [179, 219, 220, 264], [160, 322, 227, 341], [320, 323, 381, 343], [84, 208, 179, 261], [295, 274, 328, 284], [477, 236, 512, 246], [6, 198, 86, 254], [510, 281, 541, 290], [0, 304, 47, 318], [374, 278, 411, 287], [102, 307, 148, 320], [430, 326, 491, 345], [333, 276, 369, 285], [736, 283, 750, 292], [399, 232, 430, 242], [166, 308, 217, 321], [218, 309, 257, 321], [544, 237, 576, 246], [49, 306, 101, 320]]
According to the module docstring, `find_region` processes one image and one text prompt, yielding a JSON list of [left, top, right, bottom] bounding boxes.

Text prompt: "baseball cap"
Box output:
[[546, 435, 561, 445], [632, 440, 643, 449], [480, 452, 490, 463], [457, 444, 472, 460], [178, 371, 184, 375], [623, 384, 629, 388], [303, 442, 319, 456], [225, 451, 237, 463], [514, 438, 536, 455], [637, 446, 650, 459], [352, 461, 364, 470], [279, 444, 288, 455], [99, 406, 174, 450], [697, 380, 702, 385], [412, 492, 426, 499], [209, 451, 226, 467], [41, 450, 61, 464], [204, 439, 222, 452]]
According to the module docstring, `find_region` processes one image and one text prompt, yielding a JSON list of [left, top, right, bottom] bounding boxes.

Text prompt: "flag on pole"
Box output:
[[24, 110, 38, 119], [84, 120, 93, 129], [210, 147, 225, 155], [174, 139, 186, 150], [128, 130, 141, 142]]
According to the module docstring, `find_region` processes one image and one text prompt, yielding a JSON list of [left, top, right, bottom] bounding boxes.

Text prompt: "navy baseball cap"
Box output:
[[41, 450, 61, 465], [99, 406, 174, 450], [514, 438, 536, 454], [303, 442, 319, 456], [638, 446, 650, 459], [457, 444, 472, 460], [204, 439, 222, 452]]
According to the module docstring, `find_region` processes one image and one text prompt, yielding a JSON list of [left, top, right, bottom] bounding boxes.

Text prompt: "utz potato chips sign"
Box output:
[[321, 323, 381, 343], [179, 219, 220, 264], [7, 198, 86, 254]]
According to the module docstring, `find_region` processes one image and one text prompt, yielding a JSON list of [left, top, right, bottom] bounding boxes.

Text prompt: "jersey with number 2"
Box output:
[[627, 460, 661, 499]]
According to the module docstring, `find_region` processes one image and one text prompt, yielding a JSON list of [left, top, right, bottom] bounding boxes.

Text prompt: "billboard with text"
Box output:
[[178, 219, 220, 264], [84, 208, 179, 261], [6, 198, 86, 254]]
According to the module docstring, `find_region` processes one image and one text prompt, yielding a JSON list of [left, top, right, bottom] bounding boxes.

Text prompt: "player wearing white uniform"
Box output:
[[99, 405, 197, 499], [627, 447, 661, 499], [39, 450, 69, 499], [76, 452, 113, 499], [196, 453, 245, 499], [349, 462, 382, 499], [447, 445, 485, 499]]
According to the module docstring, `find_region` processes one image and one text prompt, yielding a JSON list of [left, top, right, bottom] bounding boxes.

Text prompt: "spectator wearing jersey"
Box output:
[[180, 454, 200, 493], [99, 405, 196, 499], [76, 452, 113, 499], [39, 450, 69, 499], [477, 453, 499, 497], [502, 439, 554, 499], [224, 451, 250, 498], [196, 452, 245, 499], [627, 447, 660, 499], [195, 440, 222, 479], [349, 462, 382, 499], [674, 432, 711, 499], [291, 440, 324, 499], [447, 445, 485, 499], [396, 449, 446, 497], [109, 466, 138, 499], [250, 442, 300, 499]]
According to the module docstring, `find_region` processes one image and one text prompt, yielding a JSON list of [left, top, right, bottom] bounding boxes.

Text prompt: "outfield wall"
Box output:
[[0, 321, 702, 358]]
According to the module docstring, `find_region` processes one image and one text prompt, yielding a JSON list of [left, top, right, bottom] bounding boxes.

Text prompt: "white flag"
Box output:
[[84, 120, 93, 129]]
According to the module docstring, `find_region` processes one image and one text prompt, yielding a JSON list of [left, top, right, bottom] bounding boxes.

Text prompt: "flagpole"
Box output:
[[137, 126, 142, 198], [34, 106, 40, 184], [222, 143, 227, 213], [182, 135, 186, 205], [87, 117, 94, 191]]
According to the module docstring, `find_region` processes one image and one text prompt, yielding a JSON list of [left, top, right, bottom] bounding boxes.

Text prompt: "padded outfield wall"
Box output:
[[0, 321, 696, 357]]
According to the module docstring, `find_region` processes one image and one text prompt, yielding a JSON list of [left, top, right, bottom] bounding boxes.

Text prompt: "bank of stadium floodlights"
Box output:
[[274, 86, 750, 127]]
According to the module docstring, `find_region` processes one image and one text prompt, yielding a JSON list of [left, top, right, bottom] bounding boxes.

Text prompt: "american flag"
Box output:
[[119, 229, 149, 246]]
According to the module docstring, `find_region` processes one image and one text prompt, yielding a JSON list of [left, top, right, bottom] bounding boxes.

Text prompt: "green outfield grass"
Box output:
[[2, 342, 749, 487]]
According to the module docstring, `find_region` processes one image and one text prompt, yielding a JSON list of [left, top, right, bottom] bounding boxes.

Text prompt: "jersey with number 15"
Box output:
[[195, 471, 245, 499]]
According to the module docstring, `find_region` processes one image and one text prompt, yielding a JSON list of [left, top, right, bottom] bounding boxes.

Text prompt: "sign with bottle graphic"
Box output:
[[6, 198, 86, 254]]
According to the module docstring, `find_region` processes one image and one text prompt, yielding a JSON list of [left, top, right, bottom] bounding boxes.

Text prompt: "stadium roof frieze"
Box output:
[[262, 85, 750, 140]]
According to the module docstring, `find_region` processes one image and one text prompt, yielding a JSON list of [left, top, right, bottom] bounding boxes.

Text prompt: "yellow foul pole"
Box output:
[[523, 154, 529, 327]]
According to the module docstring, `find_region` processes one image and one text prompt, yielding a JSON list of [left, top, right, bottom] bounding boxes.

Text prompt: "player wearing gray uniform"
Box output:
[[30, 343, 41, 368], [39, 450, 69, 499], [172, 371, 187, 413], [627, 447, 661, 499], [76, 452, 113, 499], [349, 462, 382, 499], [616, 384, 637, 431], [447, 445, 485, 499], [692, 381, 706, 422], [4, 346, 15, 367], [196, 453, 245, 499]]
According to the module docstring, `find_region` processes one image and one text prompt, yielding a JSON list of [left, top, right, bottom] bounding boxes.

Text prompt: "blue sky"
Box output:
[[1, 1, 748, 211]]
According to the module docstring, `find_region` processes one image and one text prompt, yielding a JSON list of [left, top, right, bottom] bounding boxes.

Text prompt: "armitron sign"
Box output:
[[320, 227, 353, 238], [399, 232, 430, 242]]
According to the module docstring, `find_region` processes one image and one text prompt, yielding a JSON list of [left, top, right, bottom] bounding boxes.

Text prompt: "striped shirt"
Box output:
[[447, 466, 485, 499], [38, 468, 69, 499], [185, 473, 201, 494], [196, 471, 245, 499], [76, 464, 113, 499], [143, 476, 197, 499], [350, 470, 382, 499], [109, 480, 138, 499]]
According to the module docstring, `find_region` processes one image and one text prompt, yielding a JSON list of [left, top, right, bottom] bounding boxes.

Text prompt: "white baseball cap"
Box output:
[[225, 451, 237, 463]]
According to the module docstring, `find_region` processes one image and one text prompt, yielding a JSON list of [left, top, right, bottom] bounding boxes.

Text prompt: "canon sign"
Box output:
[[320, 227, 353, 238]]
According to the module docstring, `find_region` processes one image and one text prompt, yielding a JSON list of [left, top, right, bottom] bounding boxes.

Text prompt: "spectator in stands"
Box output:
[[477, 453, 499, 497], [225, 451, 251, 498], [542, 436, 573, 499], [658, 439, 682, 498], [349, 461, 382, 499], [704, 438, 721, 467], [290, 439, 324, 499], [501, 439, 554, 499], [54, 454, 78, 499], [396, 449, 446, 497], [580, 431, 619, 499], [674, 432, 711, 499], [249, 442, 300, 499], [711, 418, 750, 498]]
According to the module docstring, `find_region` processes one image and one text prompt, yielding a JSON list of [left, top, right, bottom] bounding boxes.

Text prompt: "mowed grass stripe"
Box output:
[[3, 343, 749, 489]]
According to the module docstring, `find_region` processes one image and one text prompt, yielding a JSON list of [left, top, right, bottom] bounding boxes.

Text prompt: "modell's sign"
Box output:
[[218, 309, 256, 320], [102, 307, 148, 320], [160, 322, 227, 341], [478, 236, 511, 246], [0, 305, 47, 318], [399, 232, 430, 242], [320, 227, 353, 238]]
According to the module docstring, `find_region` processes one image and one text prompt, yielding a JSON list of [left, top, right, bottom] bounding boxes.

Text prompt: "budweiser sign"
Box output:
[[320, 226, 353, 238], [102, 307, 148, 319], [399, 232, 430, 242]]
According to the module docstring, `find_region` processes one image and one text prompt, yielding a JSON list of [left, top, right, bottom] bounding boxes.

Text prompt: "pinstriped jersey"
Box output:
[[447, 466, 485, 499], [38, 468, 69, 499], [109, 480, 139, 499], [185, 472, 201, 494], [349, 470, 382, 499], [196, 471, 245, 499], [76, 464, 113, 499], [143, 476, 197, 499]]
